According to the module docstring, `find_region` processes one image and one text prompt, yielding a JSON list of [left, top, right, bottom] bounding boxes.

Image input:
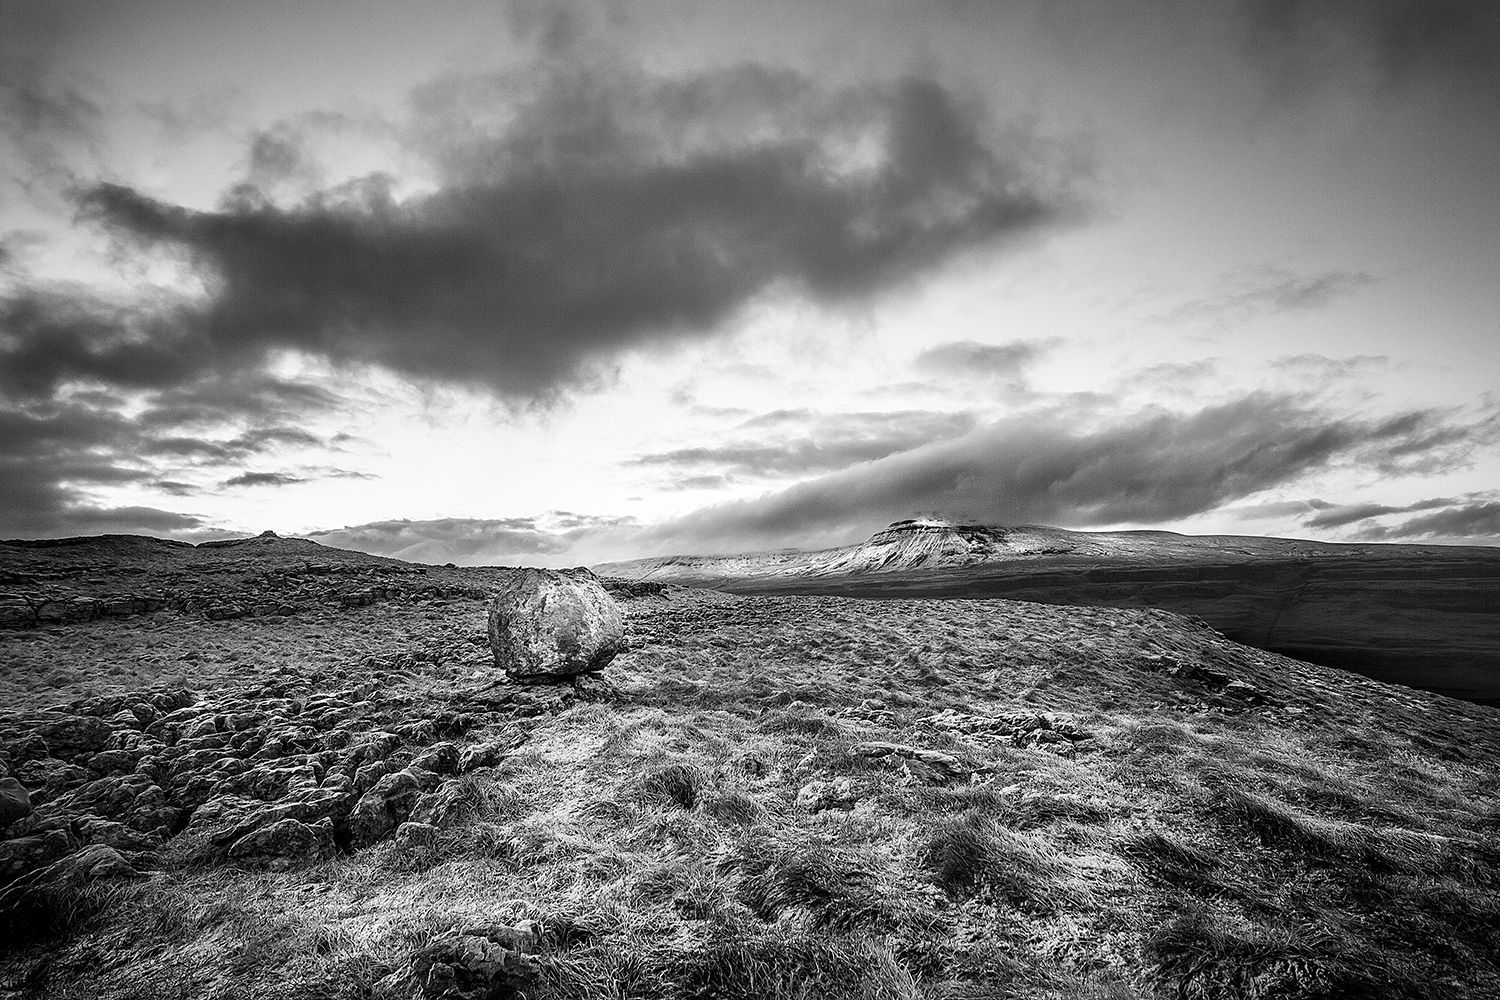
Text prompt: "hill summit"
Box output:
[[596, 518, 1500, 703]]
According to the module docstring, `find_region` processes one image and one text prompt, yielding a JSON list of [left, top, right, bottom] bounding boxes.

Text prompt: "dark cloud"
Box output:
[[0, 62, 1087, 405], [222, 471, 308, 488], [221, 467, 374, 489], [913, 338, 1057, 382], [1163, 266, 1375, 328], [0, 2, 104, 199], [1232, 0, 1500, 106], [1304, 499, 1431, 530], [627, 393, 1494, 554], [1297, 492, 1499, 539], [629, 409, 978, 480], [1347, 499, 1500, 544], [151, 480, 200, 497], [0, 376, 348, 537], [1225, 498, 1333, 521], [309, 512, 632, 564]]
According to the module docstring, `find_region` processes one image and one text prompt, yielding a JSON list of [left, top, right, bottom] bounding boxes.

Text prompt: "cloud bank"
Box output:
[[307, 391, 1498, 564]]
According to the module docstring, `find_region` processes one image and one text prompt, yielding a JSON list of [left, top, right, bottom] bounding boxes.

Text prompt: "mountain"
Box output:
[[596, 519, 1500, 702]]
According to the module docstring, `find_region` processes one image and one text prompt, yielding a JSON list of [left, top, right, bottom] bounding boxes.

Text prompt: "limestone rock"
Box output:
[[56, 843, 143, 881], [796, 777, 858, 812], [345, 769, 423, 848], [409, 780, 469, 828], [227, 817, 336, 870], [409, 921, 541, 999], [410, 742, 458, 776], [0, 776, 31, 827], [487, 568, 624, 680], [34, 715, 112, 759], [0, 829, 73, 881], [395, 820, 439, 848]]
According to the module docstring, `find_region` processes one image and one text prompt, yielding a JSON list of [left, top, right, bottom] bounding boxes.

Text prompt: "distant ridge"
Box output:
[[593, 517, 1451, 585], [595, 518, 1500, 703]]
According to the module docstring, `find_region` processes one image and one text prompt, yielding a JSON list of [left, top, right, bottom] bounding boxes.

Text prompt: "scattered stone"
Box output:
[[488, 568, 625, 680], [456, 740, 504, 772], [396, 820, 440, 848], [796, 777, 858, 812], [409, 921, 541, 1000], [851, 741, 971, 784]]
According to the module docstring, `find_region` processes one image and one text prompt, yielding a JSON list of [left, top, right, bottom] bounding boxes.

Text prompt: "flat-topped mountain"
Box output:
[[597, 519, 1500, 702]]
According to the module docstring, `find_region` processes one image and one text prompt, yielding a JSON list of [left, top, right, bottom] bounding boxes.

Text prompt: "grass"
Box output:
[[5, 578, 1500, 998]]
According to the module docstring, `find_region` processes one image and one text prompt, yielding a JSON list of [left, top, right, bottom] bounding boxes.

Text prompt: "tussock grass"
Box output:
[[1214, 786, 1460, 875], [727, 838, 898, 932], [1146, 904, 1431, 1000], [921, 815, 1091, 911], [637, 762, 708, 811]]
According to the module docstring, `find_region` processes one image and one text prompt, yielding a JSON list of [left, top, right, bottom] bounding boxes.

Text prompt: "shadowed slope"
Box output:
[[597, 519, 1500, 702]]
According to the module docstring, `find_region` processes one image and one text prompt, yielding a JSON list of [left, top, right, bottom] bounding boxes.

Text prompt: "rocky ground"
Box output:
[[1, 535, 1498, 999]]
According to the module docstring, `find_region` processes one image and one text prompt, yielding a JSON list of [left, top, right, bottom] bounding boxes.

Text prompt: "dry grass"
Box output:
[[4, 571, 1500, 999]]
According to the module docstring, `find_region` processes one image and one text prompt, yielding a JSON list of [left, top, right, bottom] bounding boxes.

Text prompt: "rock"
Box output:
[[227, 817, 336, 870], [41, 773, 180, 837], [75, 816, 161, 852], [796, 777, 858, 813], [396, 820, 439, 848], [353, 760, 393, 794], [409, 780, 470, 828], [18, 759, 93, 803], [56, 844, 143, 881], [345, 770, 423, 848], [0, 829, 73, 880], [0, 777, 32, 827], [410, 742, 459, 776], [1223, 679, 1267, 704], [34, 715, 112, 759], [488, 568, 624, 680], [850, 741, 971, 784], [458, 741, 508, 773], [87, 749, 140, 775], [409, 922, 541, 999]]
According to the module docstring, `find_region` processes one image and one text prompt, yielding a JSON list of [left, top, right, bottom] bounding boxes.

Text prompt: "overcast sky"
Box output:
[[2, 0, 1497, 564]]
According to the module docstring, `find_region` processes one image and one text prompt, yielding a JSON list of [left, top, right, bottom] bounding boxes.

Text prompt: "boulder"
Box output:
[[488, 568, 624, 680]]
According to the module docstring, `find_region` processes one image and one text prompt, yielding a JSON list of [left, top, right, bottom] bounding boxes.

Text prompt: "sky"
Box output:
[[2, 0, 1498, 565]]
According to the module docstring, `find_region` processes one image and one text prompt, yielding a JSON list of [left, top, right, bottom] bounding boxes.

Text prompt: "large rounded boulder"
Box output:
[[488, 568, 624, 681]]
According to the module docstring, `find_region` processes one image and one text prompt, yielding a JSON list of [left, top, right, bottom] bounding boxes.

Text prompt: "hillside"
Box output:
[[2, 534, 1499, 999], [597, 519, 1500, 703]]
